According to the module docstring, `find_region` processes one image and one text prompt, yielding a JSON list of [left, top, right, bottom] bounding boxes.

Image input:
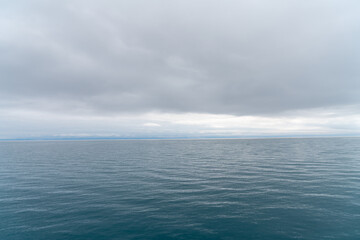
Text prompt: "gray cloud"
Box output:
[[1, 0, 360, 116]]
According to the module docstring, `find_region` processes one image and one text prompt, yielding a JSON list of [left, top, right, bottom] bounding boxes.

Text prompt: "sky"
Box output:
[[1, 0, 360, 139]]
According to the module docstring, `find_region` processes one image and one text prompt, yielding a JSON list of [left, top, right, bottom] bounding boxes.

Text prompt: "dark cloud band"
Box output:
[[1, 0, 360, 116]]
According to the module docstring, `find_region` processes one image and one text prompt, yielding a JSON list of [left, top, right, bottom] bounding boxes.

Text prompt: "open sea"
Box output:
[[0, 138, 360, 240]]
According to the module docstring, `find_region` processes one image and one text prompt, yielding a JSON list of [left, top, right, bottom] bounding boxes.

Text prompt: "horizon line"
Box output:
[[1, 134, 359, 142]]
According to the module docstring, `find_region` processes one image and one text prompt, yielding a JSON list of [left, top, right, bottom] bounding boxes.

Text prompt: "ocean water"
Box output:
[[0, 138, 360, 240]]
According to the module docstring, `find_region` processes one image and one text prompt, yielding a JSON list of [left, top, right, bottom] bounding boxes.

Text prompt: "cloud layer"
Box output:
[[1, 1, 360, 139], [1, 0, 360, 116]]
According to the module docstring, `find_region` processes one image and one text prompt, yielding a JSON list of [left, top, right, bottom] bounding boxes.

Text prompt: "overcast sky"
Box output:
[[1, 0, 360, 139]]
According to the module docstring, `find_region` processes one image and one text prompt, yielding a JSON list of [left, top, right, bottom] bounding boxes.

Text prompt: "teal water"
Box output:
[[0, 138, 360, 239]]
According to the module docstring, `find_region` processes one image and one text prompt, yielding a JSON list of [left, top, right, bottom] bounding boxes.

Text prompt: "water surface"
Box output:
[[1, 138, 360, 239]]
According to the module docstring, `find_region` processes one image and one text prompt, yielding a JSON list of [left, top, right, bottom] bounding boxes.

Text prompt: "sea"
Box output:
[[0, 138, 359, 240]]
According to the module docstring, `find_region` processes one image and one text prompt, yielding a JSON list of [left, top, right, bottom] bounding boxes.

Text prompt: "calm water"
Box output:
[[1, 138, 360, 240]]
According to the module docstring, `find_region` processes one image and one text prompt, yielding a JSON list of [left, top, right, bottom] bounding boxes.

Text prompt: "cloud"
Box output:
[[143, 122, 161, 127], [1, 106, 359, 139], [1, 1, 360, 139], [1, 0, 360, 117]]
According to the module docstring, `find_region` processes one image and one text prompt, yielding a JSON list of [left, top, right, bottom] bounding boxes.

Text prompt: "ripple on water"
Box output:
[[0, 138, 360, 240]]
